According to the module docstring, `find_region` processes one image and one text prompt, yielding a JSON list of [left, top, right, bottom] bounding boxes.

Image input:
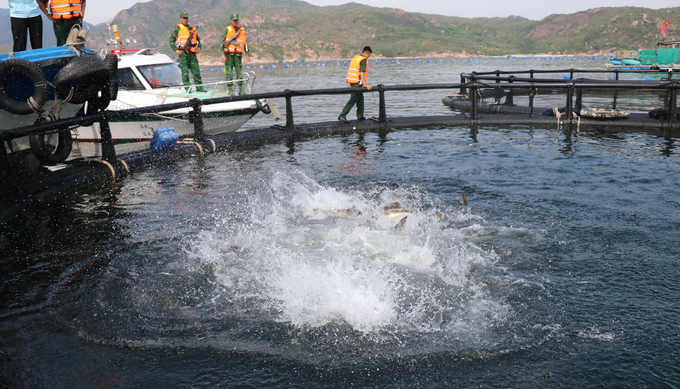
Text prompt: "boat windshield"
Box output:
[[137, 63, 184, 88]]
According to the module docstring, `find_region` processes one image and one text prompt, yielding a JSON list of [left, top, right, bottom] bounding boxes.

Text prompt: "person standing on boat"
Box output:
[[169, 11, 206, 92], [8, 0, 43, 51], [37, 0, 85, 46], [338, 46, 372, 123], [220, 13, 250, 95]]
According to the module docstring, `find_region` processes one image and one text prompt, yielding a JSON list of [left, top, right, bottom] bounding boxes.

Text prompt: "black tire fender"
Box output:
[[103, 53, 119, 101], [0, 58, 49, 115], [29, 117, 73, 164], [54, 55, 110, 104]]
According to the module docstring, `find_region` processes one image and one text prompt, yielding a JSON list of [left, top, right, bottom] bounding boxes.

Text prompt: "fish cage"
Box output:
[[447, 68, 680, 126], [2, 74, 680, 221]]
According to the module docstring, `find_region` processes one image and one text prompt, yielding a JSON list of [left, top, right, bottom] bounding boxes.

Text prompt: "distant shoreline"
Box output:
[[197, 51, 614, 66]]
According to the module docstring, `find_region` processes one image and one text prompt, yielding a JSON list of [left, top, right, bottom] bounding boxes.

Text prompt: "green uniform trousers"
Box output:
[[178, 52, 203, 89], [339, 84, 365, 119], [53, 18, 82, 46], [224, 53, 244, 94]]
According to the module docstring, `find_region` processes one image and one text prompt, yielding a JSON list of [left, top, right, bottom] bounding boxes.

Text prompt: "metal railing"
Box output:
[[2, 71, 680, 166], [460, 68, 680, 125]]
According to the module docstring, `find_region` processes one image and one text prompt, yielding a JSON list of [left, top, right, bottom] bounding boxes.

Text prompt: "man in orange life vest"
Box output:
[[220, 13, 250, 95], [338, 46, 372, 123], [169, 11, 206, 92], [37, 0, 85, 46]]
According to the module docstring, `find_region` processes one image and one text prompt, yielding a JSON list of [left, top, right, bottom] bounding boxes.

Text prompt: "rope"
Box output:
[[177, 140, 203, 155], [27, 88, 73, 123], [119, 159, 129, 174], [86, 158, 116, 178], [553, 108, 581, 129], [142, 112, 191, 123]]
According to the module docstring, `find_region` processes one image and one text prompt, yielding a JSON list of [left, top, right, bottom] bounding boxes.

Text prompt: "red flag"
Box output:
[[664, 17, 668, 27]]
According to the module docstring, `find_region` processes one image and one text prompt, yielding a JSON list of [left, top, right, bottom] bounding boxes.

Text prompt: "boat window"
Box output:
[[117, 68, 145, 90], [138, 63, 184, 88]]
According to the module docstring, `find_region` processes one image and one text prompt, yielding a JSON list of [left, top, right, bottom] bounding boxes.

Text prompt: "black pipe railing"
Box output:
[[2, 73, 679, 162]]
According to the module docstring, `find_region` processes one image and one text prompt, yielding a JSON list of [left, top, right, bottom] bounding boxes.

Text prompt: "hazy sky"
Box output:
[[1, 0, 677, 25]]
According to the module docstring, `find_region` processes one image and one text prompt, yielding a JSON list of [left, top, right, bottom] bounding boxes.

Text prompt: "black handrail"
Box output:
[[2, 74, 679, 155]]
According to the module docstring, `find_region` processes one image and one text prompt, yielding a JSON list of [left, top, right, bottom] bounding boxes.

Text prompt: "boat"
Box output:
[[609, 58, 641, 66], [72, 47, 267, 151], [0, 30, 116, 163], [607, 41, 680, 70]]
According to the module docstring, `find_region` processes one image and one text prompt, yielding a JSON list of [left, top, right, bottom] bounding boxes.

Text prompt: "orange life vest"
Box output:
[[224, 25, 247, 54], [48, 0, 83, 20], [175, 24, 198, 53], [345, 54, 369, 85]]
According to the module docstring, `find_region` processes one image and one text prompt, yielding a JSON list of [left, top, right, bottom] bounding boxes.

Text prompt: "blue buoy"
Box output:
[[150, 127, 179, 153], [645, 77, 653, 81]]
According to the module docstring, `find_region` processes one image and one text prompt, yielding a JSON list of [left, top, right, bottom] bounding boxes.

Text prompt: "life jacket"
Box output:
[[48, 0, 83, 20], [345, 54, 369, 85], [175, 24, 198, 53], [224, 25, 247, 54]]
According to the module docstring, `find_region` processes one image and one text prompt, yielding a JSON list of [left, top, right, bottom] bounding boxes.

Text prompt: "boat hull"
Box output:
[[73, 104, 260, 143]]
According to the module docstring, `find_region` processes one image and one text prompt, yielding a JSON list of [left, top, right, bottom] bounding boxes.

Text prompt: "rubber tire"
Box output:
[[103, 53, 119, 101], [29, 117, 73, 164], [0, 58, 49, 115], [54, 55, 110, 104]]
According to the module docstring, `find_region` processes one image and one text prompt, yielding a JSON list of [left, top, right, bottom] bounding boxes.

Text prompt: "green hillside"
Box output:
[[73, 2, 680, 60]]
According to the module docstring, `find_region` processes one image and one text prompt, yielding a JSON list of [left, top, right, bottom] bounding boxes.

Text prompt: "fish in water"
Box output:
[[317, 207, 362, 218], [383, 202, 412, 221], [394, 216, 408, 231]]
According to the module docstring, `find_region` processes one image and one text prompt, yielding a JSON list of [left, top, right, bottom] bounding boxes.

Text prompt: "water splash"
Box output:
[[189, 170, 512, 338]]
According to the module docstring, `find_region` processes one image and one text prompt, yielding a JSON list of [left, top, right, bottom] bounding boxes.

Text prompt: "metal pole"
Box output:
[[378, 84, 387, 123], [613, 71, 619, 109], [471, 80, 478, 121], [284, 89, 295, 131], [529, 71, 534, 117], [670, 86, 677, 128], [566, 83, 574, 124], [505, 76, 514, 105], [98, 114, 117, 164], [191, 98, 204, 142], [576, 88, 583, 115], [460, 73, 467, 95]]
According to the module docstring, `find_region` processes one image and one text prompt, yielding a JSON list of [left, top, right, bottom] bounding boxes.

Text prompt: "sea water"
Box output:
[[1, 57, 679, 387]]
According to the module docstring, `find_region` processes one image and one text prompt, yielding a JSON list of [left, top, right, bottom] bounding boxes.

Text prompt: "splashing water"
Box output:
[[188, 170, 512, 340]]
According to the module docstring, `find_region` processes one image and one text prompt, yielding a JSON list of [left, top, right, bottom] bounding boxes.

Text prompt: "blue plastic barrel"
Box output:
[[150, 127, 179, 153]]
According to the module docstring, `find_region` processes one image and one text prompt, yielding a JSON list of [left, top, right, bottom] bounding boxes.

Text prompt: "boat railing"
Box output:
[[183, 71, 257, 98]]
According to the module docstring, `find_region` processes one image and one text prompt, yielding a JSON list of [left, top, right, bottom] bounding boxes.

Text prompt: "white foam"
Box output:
[[188, 170, 513, 335]]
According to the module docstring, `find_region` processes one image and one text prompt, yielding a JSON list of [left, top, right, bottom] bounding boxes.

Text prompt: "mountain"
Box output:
[[6, 2, 680, 60]]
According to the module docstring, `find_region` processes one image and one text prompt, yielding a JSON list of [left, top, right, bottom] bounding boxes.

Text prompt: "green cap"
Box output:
[[180, 11, 189, 17], [230, 13, 239, 20]]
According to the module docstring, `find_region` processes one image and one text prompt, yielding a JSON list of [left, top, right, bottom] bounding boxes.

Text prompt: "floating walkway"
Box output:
[[2, 70, 680, 223]]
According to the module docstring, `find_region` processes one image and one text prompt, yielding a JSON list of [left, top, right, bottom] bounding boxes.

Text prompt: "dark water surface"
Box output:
[[2, 58, 680, 388]]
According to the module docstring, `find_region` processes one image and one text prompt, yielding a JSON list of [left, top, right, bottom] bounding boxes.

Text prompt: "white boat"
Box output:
[[73, 48, 263, 148]]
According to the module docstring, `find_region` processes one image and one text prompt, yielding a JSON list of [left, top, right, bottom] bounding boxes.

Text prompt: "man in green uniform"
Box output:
[[220, 13, 250, 95], [37, 0, 85, 46], [169, 11, 206, 92], [339, 46, 372, 122]]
